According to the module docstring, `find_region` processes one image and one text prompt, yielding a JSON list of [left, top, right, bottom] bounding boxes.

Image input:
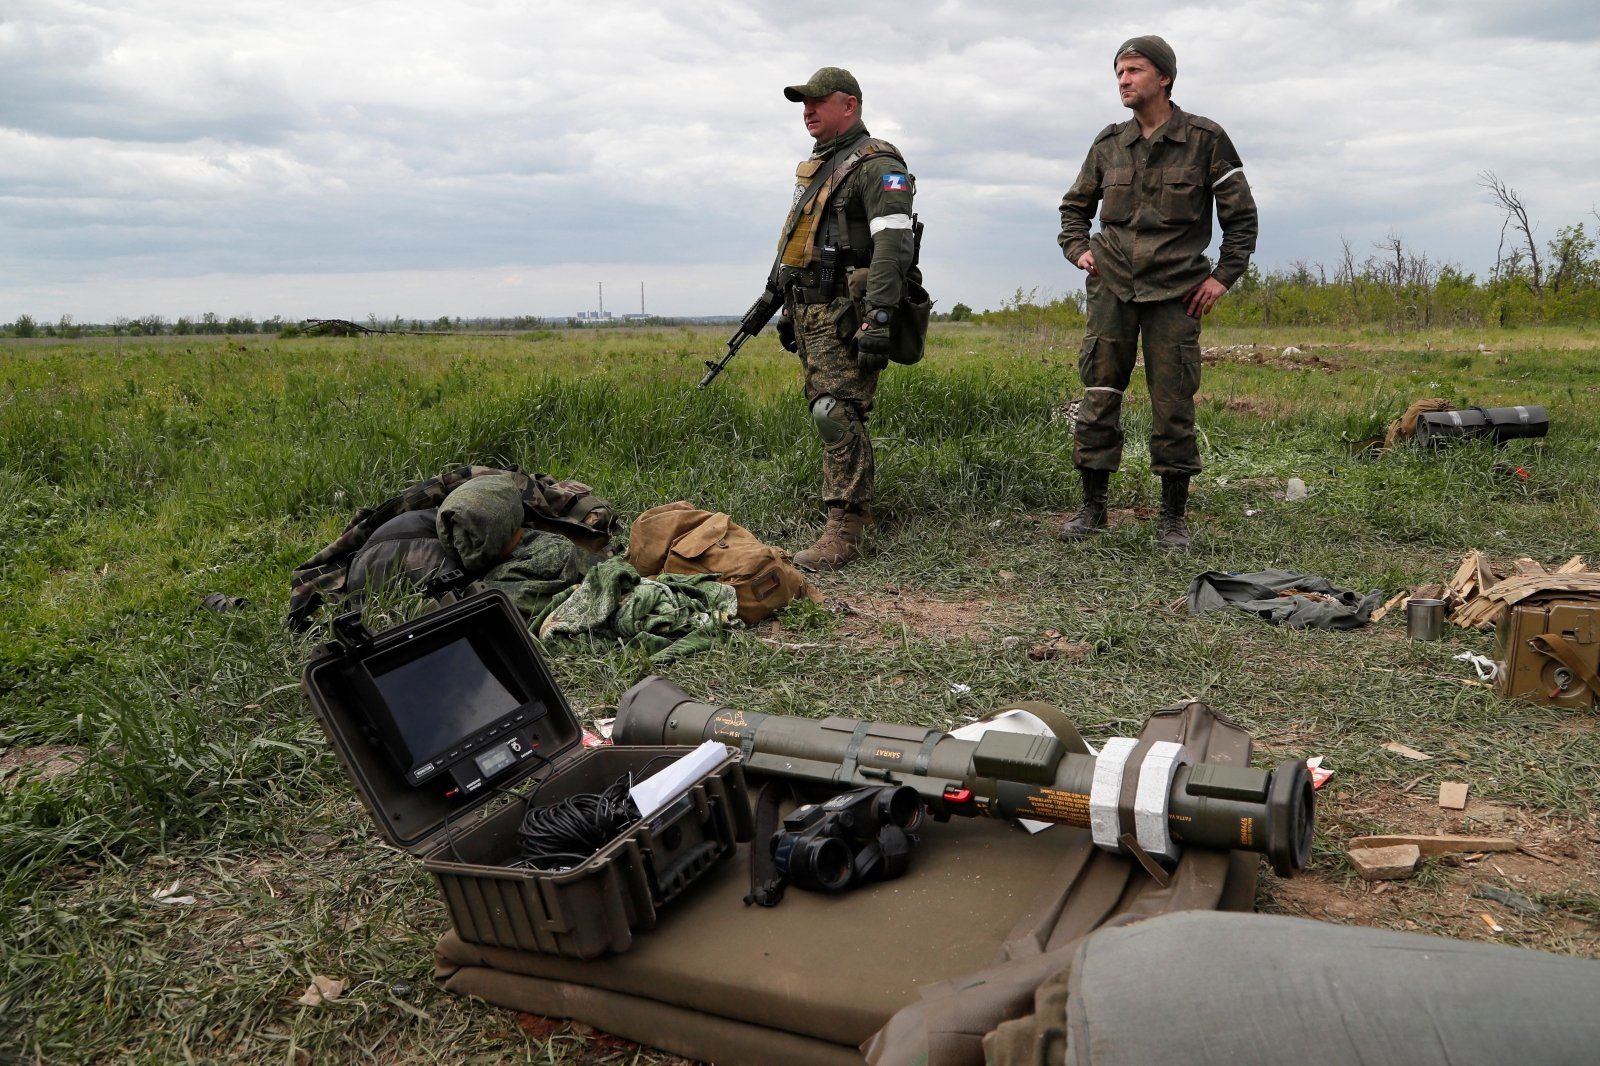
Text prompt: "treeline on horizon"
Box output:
[[0, 311, 725, 340], [967, 224, 1600, 332], [0, 312, 567, 340], [965, 175, 1600, 331], [8, 176, 1597, 339]]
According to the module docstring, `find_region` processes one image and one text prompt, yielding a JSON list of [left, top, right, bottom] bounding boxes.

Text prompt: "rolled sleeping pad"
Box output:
[[1417, 405, 1548, 445], [614, 676, 1314, 876]]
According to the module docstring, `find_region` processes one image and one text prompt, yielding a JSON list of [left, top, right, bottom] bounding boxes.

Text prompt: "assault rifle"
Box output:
[[699, 282, 783, 389]]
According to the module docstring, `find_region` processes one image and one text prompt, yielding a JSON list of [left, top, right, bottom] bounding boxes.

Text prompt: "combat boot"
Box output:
[[1057, 469, 1110, 542], [794, 508, 866, 573], [1155, 474, 1192, 550]]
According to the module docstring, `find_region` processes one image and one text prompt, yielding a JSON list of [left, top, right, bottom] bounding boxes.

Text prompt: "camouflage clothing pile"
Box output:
[[534, 557, 741, 665], [287, 464, 615, 630], [479, 531, 596, 620]]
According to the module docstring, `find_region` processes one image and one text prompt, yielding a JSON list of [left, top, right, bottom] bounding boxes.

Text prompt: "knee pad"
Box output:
[[810, 395, 859, 446]]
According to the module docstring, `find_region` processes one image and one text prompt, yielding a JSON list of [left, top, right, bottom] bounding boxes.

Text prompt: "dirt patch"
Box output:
[[1203, 343, 1344, 373], [1215, 396, 1296, 418], [834, 589, 1017, 642], [0, 744, 87, 785], [1265, 787, 1600, 957]]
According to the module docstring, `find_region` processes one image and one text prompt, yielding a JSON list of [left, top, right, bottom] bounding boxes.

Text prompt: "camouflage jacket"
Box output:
[[1057, 104, 1258, 302], [287, 464, 616, 630], [787, 122, 921, 311]]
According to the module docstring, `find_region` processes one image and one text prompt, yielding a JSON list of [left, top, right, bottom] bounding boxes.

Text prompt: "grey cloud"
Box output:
[[2, 0, 1599, 319]]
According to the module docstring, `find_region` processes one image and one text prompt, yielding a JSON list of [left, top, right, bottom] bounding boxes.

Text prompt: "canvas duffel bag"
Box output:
[[627, 501, 818, 625]]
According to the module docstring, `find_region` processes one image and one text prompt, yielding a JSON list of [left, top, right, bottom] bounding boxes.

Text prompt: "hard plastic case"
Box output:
[[301, 590, 753, 958]]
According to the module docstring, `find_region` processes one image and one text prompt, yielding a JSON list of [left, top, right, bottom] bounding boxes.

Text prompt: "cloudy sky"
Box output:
[[2, 0, 1598, 321]]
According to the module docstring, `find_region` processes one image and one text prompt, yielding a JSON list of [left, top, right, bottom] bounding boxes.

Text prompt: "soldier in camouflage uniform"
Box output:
[[773, 67, 921, 572], [1057, 35, 1258, 549]]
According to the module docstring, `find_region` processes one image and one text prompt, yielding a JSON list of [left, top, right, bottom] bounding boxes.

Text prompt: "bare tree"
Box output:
[[1480, 170, 1543, 295], [1374, 233, 1407, 289], [1337, 237, 1358, 285]]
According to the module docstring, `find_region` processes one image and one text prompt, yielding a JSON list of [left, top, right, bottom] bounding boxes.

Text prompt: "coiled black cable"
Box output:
[[515, 771, 641, 870]]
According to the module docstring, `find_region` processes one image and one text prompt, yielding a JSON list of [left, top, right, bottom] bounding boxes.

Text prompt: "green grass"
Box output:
[[2, 323, 1598, 1062]]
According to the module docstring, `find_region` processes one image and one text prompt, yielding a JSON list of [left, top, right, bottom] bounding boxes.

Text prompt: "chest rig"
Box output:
[[776, 138, 905, 275]]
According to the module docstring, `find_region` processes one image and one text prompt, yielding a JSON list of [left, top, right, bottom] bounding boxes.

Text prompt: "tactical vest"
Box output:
[[777, 138, 906, 269]]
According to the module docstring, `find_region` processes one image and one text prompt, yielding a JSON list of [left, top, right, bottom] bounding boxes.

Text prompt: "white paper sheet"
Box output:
[[629, 740, 732, 819]]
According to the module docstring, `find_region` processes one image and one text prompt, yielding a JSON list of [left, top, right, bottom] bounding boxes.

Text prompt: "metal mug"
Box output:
[[1406, 598, 1446, 640]]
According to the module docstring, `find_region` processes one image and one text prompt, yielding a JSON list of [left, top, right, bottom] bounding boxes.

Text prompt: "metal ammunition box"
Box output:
[[1494, 598, 1599, 709], [302, 590, 752, 958]]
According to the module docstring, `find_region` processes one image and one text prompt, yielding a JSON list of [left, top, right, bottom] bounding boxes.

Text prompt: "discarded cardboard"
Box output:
[[1441, 550, 1600, 631], [1348, 834, 1516, 856], [1382, 742, 1433, 762], [296, 975, 346, 1007], [1439, 782, 1469, 810], [1348, 843, 1422, 881]]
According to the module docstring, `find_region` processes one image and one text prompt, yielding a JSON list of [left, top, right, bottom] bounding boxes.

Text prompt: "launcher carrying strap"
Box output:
[[744, 780, 795, 908], [1527, 632, 1600, 699]]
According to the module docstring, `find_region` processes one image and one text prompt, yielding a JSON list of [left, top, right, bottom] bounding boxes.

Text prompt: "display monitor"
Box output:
[[364, 634, 529, 774]]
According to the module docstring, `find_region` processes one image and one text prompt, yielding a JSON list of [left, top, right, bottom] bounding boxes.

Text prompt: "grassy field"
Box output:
[[2, 320, 1598, 1062]]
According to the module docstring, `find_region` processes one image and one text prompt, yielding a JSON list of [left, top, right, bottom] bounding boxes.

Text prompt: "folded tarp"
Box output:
[[984, 910, 1600, 1065], [1188, 568, 1383, 630]]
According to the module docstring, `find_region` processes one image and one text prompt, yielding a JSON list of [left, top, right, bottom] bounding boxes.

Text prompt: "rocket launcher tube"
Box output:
[[614, 677, 1313, 877]]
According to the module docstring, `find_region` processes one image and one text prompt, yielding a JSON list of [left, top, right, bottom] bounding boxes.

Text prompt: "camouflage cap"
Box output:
[[1115, 34, 1177, 88], [784, 66, 862, 102]]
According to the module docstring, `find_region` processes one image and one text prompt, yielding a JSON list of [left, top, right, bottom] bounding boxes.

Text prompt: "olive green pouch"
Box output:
[[889, 279, 933, 366], [832, 296, 862, 344]]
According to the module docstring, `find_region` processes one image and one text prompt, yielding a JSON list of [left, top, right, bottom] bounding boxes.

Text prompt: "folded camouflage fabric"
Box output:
[[1187, 568, 1383, 630], [287, 463, 617, 631], [535, 557, 740, 664], [437, 473, 525, 573], [479, 531, 597, 620]]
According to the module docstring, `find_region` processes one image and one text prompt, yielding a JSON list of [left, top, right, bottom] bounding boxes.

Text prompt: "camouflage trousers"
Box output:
[[794, 299, 879, 511], [1073, 275, 1203, 476]]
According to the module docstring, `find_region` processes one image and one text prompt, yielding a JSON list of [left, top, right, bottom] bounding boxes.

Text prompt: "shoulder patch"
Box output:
[[1093, 123, 1120, 143], [881, 172, 909, 192], [1186, 113, 1222, 134]]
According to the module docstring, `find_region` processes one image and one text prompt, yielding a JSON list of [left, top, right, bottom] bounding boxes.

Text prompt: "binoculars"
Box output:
[[772, 785, 925, 893]]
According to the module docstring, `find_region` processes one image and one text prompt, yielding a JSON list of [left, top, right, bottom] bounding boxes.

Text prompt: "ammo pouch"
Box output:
[[830, 297, 861, 344], [831, 286, 931, 365], [889, 278, 933, 365]]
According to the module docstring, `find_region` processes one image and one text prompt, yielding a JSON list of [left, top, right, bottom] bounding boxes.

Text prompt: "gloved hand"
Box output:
[[776, 311, 798, 354], [855, 322, 892, 372]]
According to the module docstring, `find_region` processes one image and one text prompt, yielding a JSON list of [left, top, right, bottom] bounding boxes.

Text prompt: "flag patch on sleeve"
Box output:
[[881, 173, 908, 191]]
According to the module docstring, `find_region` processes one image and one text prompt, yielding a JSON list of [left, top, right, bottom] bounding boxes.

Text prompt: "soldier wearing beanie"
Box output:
[[1056, 35, 1258, 550]]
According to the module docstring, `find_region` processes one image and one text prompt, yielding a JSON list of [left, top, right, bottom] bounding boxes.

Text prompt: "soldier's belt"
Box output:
[[789, 286, 835, 305]]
